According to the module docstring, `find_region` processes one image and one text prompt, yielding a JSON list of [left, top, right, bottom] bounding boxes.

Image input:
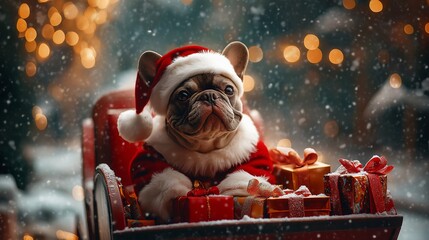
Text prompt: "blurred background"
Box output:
[[0, 0, 428, 239]]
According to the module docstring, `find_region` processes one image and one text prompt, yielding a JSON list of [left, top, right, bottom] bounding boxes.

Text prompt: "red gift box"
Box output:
[[324, 156, 396, 215], [172, 195, 234, 223]]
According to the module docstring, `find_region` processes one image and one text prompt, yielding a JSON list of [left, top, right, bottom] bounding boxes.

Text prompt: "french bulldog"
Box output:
[[121, 42, 282, 221]]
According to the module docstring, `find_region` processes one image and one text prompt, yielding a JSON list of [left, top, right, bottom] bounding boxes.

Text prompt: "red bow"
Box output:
[[270, 147, 318, 168], [187, 186, 219, 197], [339, 155, 394, 175]]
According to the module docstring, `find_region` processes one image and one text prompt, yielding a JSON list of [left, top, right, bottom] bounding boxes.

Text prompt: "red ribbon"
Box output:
[[338, 155, 395, 213], [283, 186, 312, 217], [270, 147, 318, 168], [187, 186, 219, 196]]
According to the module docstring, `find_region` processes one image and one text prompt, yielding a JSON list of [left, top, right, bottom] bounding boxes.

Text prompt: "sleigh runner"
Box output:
[[81, 89, 402, 240]]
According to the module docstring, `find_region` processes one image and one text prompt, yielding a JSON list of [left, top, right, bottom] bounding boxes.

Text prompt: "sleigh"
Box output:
[[81, 89, 403, 240]]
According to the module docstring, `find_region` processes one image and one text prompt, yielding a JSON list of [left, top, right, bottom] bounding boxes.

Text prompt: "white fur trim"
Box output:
[[146, 114, 259, 177], [117, 109, 153, 143], [217, 170, 270, 196], [138, 168, 192, 221], [150, 52, 244, 115]]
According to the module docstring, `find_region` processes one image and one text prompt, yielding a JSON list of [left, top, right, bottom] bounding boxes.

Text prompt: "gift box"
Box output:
[[266, 186, 330, 218], [273, 162, 330, 195], [172, 195, 234, 223], [234, 196, 267, 219], [271, 147, 330, 194], [324, 156, 396, 215]]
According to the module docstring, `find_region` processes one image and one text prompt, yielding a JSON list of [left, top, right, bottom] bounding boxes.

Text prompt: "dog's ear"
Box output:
[[138, 51, 162, 87], [222, 41, 249, 79]]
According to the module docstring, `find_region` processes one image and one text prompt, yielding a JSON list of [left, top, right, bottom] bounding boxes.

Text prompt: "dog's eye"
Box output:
[[224, 85, 234, 96], [177, 90, 190, 101]]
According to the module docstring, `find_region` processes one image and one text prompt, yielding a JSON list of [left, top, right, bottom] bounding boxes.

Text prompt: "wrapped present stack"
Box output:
[[324, 155, 397, 215]]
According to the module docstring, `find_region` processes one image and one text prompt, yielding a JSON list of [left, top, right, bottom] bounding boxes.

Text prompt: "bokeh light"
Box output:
[[72, 185, 84, 201], [182, 0, 193, 5], [80, 47, 96, 68], [42, 24, 55, 39], [63, 2, 79, 20], [50, 11, 63, 26], [35, 113, 48, 131], [307, 48, 323, 64], [328, 49, 344, 65], [369, 0, 383, 13], [25, 62, 37, 77], [343, 0, 356, 10], [389, 73, 402, 88], [403, 24, 414, 35], [248, 46, 264, 63], [66, 31, 79, 46], [25, 41, 37, 52], [38, 43, 51, 59], [18, 3, 30, 19], [16, 18, 27, 33], [243, 75, 255, 92], [425, 23, 429, 34], [25, 27, 37, 42], [324, 120, 339, 138], [303, 34, 319, 50], [53, 30, 65, 44], [283, 45, 301, 63]]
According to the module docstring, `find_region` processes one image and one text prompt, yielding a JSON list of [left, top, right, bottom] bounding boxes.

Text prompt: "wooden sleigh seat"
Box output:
[[82, 90, 403, 240]]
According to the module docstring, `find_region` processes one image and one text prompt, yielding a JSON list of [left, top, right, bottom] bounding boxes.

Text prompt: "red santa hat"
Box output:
[[118, 44, 245, 143]]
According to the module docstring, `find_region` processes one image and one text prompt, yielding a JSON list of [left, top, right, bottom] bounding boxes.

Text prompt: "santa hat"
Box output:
[[118, 44, 245, 143]]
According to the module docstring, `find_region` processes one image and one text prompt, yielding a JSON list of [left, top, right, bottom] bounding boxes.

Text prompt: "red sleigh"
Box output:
[[81, 89, 403, 240]]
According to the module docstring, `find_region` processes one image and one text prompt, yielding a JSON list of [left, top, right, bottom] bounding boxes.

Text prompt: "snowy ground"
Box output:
[[1, 141, 428, 239]]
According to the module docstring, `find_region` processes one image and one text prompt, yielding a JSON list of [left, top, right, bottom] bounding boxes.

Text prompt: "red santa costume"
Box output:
[[118, 44, 275, 221]]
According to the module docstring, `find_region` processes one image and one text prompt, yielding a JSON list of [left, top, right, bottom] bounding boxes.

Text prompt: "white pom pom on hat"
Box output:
[[117, 109, 152, 143]]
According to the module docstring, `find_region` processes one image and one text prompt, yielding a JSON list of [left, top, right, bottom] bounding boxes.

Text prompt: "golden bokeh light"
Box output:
[[389, 73, 402, 89], [16, 18, 27, 33], [72, 185, 84, 201], [38, 43, 51, 59], [49, 85, 65, 101], [80, 47, 96, 68], [66, 31, 79, 46], [42, 24, 55, 39], [343, 0, 356, 10], [277, 138, 292, 148], [303, 34, 319, 50], [23, 234, 34, 240], [425, 23, 429, 34], [369, 0, 383, 13], [76, 15, 90, 30], [48, 7, 58, 18], [83, 22, 97, 35], [26, 62, 37, 77], [283, 45, 301, 63], [248, 46, 264, 63], [324, 120, 339, 138], [63, 2, 79, 20], [25, 41, 37, 52], [328, 49, 344, 65], [307, 48, 323, 64], [25, 27, 37, 42], [403, 24, 414, 35], [18, 3, 30, 19], [50, 11, 63, 26], [243, 75, 255, 92], [56, 230, 78, 240], [53, 30, 65, 44], [35, 113, 48, 131]]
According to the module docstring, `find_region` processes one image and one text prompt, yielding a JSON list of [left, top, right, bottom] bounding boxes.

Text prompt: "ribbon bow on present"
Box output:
[[337, 155, 395, 214], [338, 155, 394, 175], [270, 147, 318, 168], [187, 180, 220, 196]]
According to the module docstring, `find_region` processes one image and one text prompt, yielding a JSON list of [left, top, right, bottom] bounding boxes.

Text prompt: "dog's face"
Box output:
[[165, 74, 243, 152]]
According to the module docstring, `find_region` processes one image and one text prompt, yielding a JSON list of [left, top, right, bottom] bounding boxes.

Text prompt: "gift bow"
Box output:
[[338, 155, 394, 175], [283, 185, 312, 197], [187, 180, 220, 196], [270, 147, 318, 168]]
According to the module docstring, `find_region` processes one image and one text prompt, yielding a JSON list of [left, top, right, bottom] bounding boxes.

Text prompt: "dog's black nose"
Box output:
[[198, 91, 219, 104]]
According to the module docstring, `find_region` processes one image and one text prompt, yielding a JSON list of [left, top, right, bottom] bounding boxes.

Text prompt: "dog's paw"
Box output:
[[138, 168, 192, 221]]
